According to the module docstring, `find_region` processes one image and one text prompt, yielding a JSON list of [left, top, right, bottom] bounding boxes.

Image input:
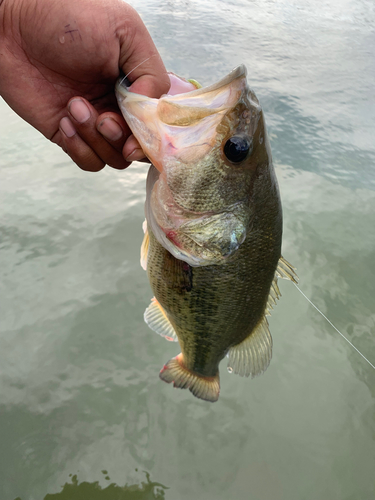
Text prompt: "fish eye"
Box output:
[[223, 135, 253, 163]]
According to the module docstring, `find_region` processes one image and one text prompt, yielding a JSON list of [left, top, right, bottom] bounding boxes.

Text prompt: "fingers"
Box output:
[[122, 134, 144, 163], [58, 98, 131, 171], [97, 112, 145, 162], [55, 3, 171, 172]]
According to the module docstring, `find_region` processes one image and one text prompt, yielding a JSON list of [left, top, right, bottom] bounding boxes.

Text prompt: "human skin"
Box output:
[[0, 0, 170, 171]]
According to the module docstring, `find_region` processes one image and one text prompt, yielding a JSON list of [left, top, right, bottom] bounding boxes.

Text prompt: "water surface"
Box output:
[[1, 0, 374, 499]]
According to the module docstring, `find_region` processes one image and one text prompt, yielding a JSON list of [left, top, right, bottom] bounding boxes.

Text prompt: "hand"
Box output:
[[0, 0, 170, 171]]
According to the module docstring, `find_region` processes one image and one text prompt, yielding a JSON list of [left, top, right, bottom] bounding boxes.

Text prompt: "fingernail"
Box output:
[[60, 117, 76, 137], [97, 118, 123, 141], [125, 148, 144, 162], [69, 98, 90, 123]]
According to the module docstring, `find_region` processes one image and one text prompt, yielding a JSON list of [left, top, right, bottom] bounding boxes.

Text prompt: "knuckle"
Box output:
[[107, 156, 129, 170], [75, 150, 105, 172]]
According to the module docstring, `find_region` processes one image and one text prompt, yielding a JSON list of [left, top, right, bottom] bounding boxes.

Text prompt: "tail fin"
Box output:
[[159, 354, 220, 402]]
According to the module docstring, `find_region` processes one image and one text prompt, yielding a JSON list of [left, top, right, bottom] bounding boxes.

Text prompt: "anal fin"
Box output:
[[227, 316, 273, 378], [144, 297, 178, 342], [160, 354, 220, 402]]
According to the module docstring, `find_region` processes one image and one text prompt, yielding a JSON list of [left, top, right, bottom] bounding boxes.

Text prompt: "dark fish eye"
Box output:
[[224, 135, 253, 163]]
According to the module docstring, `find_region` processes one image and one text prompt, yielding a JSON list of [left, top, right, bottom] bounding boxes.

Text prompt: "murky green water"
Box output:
[[1, 0, 375, 498]]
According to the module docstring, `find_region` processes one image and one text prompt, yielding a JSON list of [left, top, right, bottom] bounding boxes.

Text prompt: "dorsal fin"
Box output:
[[276, 256, 298, 283], [144, 297, 178, 342], [265, 275, 281, 316]]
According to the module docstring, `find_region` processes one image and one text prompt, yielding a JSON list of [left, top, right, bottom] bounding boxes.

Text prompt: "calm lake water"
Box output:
[[1, 0, 374, 499]]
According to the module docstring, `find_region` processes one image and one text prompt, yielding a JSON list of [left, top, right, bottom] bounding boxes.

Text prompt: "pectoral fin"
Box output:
[[144, 297, 178, 342], [140, 220, 149, 271], [227, 316, 273, 378]]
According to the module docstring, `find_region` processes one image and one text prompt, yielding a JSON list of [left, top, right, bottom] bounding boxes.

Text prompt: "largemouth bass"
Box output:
[[115, 65, 297, 402]]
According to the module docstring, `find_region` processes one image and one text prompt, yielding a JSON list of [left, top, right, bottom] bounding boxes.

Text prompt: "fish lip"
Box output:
[[116, 74, 132, 91], [115, 64, 247, 100], [115, 80, 152, 101]]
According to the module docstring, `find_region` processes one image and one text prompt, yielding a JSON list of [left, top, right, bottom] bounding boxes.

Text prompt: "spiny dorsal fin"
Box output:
[[276, 256, 298, 283], [265, 256, 297, 315], [265, 275, 282, 315], [227, 316, 273, 378], [140, 219, 149, 271], [160, 353, 220, 402], [144, 297, 178, 342]]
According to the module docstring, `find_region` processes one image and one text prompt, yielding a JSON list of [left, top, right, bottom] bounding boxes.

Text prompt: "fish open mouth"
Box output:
[[115, 65, 248, 172]]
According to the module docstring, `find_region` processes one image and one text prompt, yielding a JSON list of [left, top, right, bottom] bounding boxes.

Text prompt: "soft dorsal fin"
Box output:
[[265, 256, 298, 315], [265, 275, 281, 316], [276, 256, 298, 283], [140, 219, 149, 271], [227, 316, 273, 378], [144, 297, 178, 342]]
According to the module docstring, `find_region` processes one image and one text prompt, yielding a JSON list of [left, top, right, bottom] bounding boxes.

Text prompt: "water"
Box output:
[[1, 0, 374, 498]]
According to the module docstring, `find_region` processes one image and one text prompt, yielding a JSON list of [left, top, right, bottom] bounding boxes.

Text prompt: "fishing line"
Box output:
[[293, 283, 375, 370], [119, 55, 157, 87]]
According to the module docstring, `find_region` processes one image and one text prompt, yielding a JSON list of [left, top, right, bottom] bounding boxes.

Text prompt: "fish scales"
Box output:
[[115, 65, 297, 402], [147, 176, 281, 377]]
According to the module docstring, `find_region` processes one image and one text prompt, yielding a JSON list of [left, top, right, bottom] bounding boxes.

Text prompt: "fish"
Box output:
[[115, 65, 297, 402]]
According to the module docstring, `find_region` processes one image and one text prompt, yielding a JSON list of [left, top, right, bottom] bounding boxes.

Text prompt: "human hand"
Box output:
[[0, 0, 170, 171]]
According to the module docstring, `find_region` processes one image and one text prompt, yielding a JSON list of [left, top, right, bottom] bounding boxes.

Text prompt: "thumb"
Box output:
[[117, 5, 170, 98]]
